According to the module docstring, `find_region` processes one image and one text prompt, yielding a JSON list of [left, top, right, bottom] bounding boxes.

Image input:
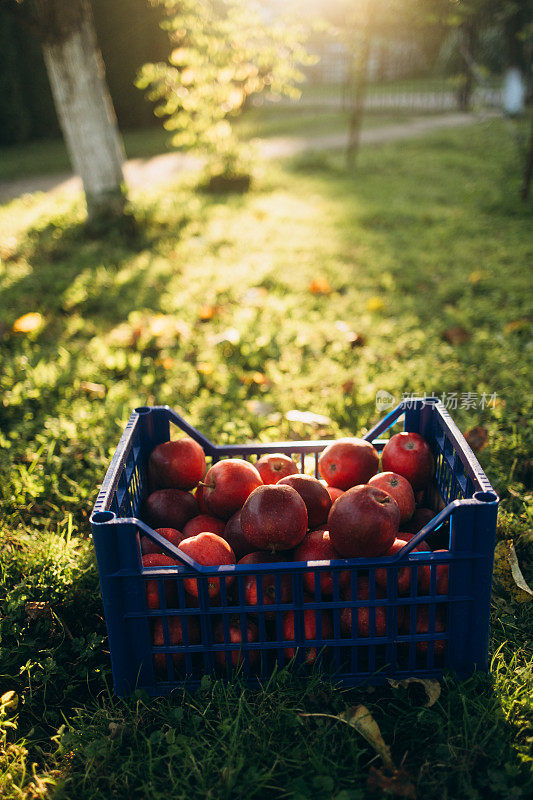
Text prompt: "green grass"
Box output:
[[1, 119, 532, 799]]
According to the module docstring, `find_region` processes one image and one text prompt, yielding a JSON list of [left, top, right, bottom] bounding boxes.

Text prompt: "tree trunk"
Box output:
[[40, 0, 126, 224], [457, 21, 476, 112], [520, 113, 533, 202], [346, 24, 371, 171]]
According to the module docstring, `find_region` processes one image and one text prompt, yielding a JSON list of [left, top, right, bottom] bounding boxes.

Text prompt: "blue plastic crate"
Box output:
[[90, 398, 498, 696]]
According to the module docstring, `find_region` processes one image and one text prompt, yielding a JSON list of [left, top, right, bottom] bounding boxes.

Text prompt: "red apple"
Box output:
[[144, 488, 198, 531], [141, 527, 185, 556], [178, 532, 236, 600], [368, 472, 415, 524], [434, 550, 449, 595], [254, 453, 298, 484], [213, 615, 259, 668], [381, 432, 434, 491], [326, 486, 344, 503], [182, 514, 226, 539], [149, 437, 206, 490], [395, 531, 431, 551], [375, 538, 430, 596], [400, 604, 447, 658], [241, 484, 308, 552], [277, 474, 332, 529], [239, 552, 292, 617], [223, 510, 255, 560], [202, 459, 263, 520], [142, 553, 179, 609], [327, 484, 400, 558], [340, 575, 389, 637], [400, 507, 435, 534], [293, 529, 349, 596], [152, 614, 200, 674], [141, 528, 185, 555], [400, 508, 450, 551], [283, 608, 332, 663], [318, 438, 379, 490], [341, 603, 388, 638]]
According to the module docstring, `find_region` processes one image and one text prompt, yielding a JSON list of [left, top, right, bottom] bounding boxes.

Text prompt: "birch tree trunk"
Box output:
[[36, 0, 126, 223]]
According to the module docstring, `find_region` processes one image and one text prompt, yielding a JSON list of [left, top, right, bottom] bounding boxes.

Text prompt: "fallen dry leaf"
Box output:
[[493, 540, 533, 603], [0, 690, 18, 712], [469, 270, 485, 284], [309, 277, 332, 295], [442, 326, 470, 345], [156, 357, 175, 370], [197, 362, 214, 375], [13, 312, 43, 334], [80, 381, 106, 398], [210, 327, 240, 346], [285, 409, 331, 426], [367, 766, 417, 799], [340, 706, 395, 772], [504, 319, 530, 334], [241, 287, 268, 306], [387, 677, 441, 707], [366, 297, 385, 313], [245, 400, 276, 416], [347, 331, 366, 348], [342, 379, 355, 394], [299, 705, 395, 772], [198, 304, 217, 321], [464, 425, 489, 452], [26, 601, 52, 621]]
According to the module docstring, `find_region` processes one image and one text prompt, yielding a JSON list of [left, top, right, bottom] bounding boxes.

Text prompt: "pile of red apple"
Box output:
[[142, 431, 449, 674]]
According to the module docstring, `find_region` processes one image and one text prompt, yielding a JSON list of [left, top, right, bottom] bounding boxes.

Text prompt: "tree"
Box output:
[[444, 1, 533, 113], [137, 0, 311, 188], [2, 0, 128, 227], [324, 0, 449, 168], [521, 112, 533, 201]]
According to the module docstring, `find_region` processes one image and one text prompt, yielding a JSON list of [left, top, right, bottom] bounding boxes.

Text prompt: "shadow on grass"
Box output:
[[36, 639, 532, 800]]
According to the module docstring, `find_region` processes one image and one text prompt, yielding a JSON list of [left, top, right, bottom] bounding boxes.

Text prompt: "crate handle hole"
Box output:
[[92, 511, 116, 523], [134, 406, 151, 415], [473, 491, 498, 503]]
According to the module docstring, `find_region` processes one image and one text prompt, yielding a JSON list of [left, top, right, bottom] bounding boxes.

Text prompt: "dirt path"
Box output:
[[0, 112, 496, 205]]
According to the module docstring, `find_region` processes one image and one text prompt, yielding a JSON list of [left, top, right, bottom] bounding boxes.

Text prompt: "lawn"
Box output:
[[1, 119, 532, 799]]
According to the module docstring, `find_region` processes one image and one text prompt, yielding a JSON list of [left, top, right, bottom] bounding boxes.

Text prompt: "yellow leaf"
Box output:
[[80, 381, 106, 398], [198, 304, 216, 321], [309, 277, 332, 295], [299, 705, 395, 772], [340, 706, 395, 771], [469, 270, 485, 284], [197, 362, 214, 375], [504, 319, 530, 334], [366, 297, 384, 312], [180, 68, 195, 86], [252, 372, 268, 385], [1, 690, 18, 711], [493, 540, 533, 603], [285, 409, 331, 426], [13, 312, 43, 333]]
